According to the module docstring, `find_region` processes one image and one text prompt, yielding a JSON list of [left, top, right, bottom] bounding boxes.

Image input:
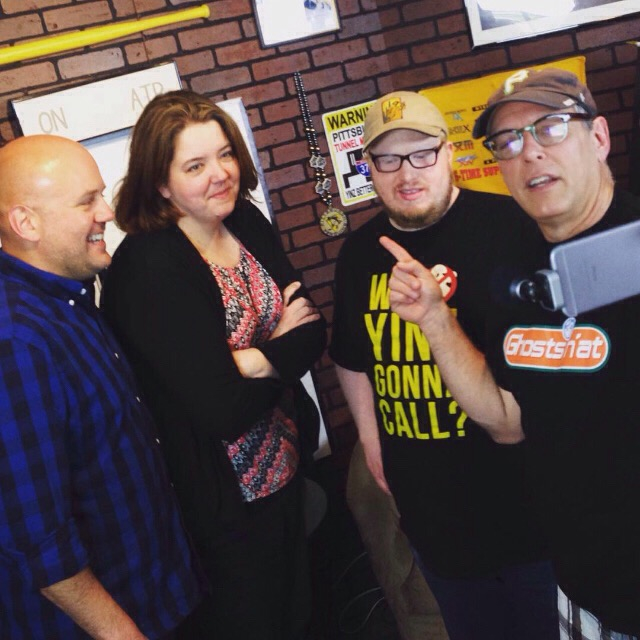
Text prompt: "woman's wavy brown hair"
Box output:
[[115, 90, 258, 234]]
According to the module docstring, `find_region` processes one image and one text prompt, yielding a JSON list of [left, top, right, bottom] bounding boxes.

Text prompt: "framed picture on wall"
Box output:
[[465, 0, 640, 47], [253, 0, 340, 47]]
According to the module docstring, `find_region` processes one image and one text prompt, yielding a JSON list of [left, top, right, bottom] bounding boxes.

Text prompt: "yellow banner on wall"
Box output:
[[322, 56, 586, 205]]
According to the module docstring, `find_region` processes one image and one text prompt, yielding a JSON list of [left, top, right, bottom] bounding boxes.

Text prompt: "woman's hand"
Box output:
[[270, 281, 320, 340]]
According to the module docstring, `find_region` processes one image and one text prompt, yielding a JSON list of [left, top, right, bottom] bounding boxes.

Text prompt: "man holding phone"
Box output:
[[382, 68, 640, 639]]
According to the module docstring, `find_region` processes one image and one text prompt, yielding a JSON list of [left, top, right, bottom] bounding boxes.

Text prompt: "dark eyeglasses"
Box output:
[[483, 113, 594, 160], [368, 142, 444, 173]]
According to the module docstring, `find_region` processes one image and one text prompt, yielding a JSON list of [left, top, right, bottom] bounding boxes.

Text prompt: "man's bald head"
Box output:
[[0, 134, 114, 280], [0, 135, 92, 217]]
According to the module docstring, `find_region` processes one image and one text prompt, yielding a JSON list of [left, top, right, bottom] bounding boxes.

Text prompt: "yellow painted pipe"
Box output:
[[0, 4, 210, 66]]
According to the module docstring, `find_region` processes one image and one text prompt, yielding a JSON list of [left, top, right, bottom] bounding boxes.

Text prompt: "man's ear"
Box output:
[[7, 205, 40, 242], [591, 115, 611, 163]]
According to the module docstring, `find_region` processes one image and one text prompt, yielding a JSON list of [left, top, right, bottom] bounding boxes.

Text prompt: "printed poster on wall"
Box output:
[[322, 56, 586, 208]]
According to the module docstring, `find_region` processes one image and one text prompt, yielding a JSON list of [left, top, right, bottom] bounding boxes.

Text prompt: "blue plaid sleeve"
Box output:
[[0, 337, 89, 590]]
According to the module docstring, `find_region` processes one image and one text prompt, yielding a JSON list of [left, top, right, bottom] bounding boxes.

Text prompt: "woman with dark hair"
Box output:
[[101, 90, 326, 639]]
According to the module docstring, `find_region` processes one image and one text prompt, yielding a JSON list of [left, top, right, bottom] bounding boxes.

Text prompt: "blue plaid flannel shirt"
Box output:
[[0, 251, 202, 639]]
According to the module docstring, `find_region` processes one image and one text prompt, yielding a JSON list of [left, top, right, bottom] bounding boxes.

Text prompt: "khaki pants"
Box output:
[[345, 441, 449, 640]]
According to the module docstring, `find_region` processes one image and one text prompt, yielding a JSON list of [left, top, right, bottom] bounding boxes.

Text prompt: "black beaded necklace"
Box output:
[[293, 71, 348, 237]]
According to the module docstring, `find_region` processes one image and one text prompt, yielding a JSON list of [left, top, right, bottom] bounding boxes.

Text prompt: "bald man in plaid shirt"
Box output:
[[0, 134, 203, 639]]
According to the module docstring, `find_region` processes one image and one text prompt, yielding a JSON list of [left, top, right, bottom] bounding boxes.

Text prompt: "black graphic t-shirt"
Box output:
[[331, 188, 548, 577], [486, 189, 640, 633]]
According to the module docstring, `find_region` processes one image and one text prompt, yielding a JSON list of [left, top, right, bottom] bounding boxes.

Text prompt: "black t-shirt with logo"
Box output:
[[486, 189, 640, 634], [331, 188, 548, 578]]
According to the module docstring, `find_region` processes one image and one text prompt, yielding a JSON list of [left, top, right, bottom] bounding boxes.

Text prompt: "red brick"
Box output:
[[595, 90, 621, 115], [310, 284, 334, 307], [337, 13, 384, 39], [272, 140, 310, 166], [0, 90, 22, 119], [0, 61, 57, 93], [124, 42, 148, 64], [44, 2, 112, 32], [388, 62, 445, 91], [345, 49, 409, 82], [263, 97, 303, 124], [174, 50, 215, 76], [179, 22, 241, 50], [297, 66, 345, 92], [378, 6, 402, 29], [312, 38, 368, 67], [198, 0, 252, 19], [257, 149, 271, 172], [589, 65, 638, 94], [190, 66, 252, 94], [2, 0, 68, 13], [585, 48, 614, 72], [413, 35, 469, 64], [216, 39, 271, 67], [279, 233, 292, 252], [58, 47, 124, 79], [321, 304, 334, 325], [291, 224, 330, 250], [621, 87, 635, 110], [437, 13, 468, 36], [288, 245, 324, 270], [337, 0, 360, 17], [403, 0, 462, 21], [328, 386, 347, 409], [606, 110, 633, 135], [380, 22, 437, 51], [263, 163, 306, 190], [509, 34, 574, 66], [326, 405, 353, 430], [282, 182, 317, 207], [0, 15, 43, 42], [274, 205, 316, 231], [360, 0, 378, 11], [240, 17, 257, 39], [252, 51, 311, 81], [610, 132, 627, 156], [320, 79, 375, 110], [226, 80, 285, 107], [112, 0, 136, 18], [445, 49, 507, 79], [0, 120, 16, 141], [576, 15, 640, 50], [129, 0, 166, 12], [615, 42, 640, 65], [277, 31, 338, 54], [253, 121, 296, 148], [124, 35, 177, 62]]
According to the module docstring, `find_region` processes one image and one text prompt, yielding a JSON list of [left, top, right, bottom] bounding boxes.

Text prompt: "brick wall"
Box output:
[[1, 0, 638, 466]]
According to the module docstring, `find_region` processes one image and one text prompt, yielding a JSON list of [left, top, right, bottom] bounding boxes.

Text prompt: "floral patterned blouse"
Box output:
[[207, 245, 299, 502]]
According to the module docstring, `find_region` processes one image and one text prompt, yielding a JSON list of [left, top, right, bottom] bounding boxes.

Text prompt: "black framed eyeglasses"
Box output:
[[368, 142, 445, 173], [483, 113, 594, 161]]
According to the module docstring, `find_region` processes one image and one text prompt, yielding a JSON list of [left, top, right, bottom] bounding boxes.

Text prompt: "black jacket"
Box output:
[[101, 200, 326, 545]]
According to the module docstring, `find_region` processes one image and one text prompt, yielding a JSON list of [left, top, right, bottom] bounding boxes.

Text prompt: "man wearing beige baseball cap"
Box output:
[[330, 90, 559, 640], [381, 68, 640, 640]]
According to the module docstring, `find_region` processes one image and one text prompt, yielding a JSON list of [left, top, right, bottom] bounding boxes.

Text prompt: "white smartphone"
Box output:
[[549, 218, 640, 317]]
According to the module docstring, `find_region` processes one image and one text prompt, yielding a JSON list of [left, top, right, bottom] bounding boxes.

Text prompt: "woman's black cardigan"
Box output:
[[100, 200, 327, 546]]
